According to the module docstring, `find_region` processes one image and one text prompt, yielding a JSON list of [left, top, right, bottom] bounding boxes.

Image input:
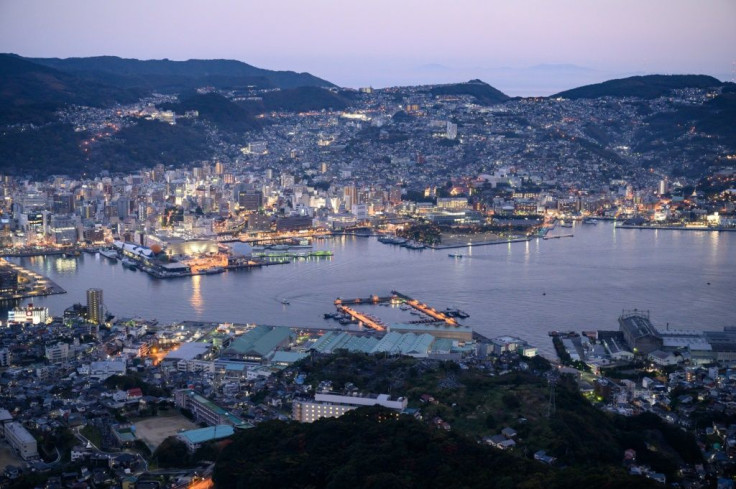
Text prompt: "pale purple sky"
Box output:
[[1, 0, 734, 95]]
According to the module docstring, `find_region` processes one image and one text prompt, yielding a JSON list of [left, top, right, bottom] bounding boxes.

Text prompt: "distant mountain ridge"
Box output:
[[28, 55, 335, 90], [552, 74, 725, 99], [428, 79, 510, 105], [0, 53, 145, 124]]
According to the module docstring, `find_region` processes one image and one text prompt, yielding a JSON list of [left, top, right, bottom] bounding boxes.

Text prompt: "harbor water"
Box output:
[[6, 223, 736, 355]]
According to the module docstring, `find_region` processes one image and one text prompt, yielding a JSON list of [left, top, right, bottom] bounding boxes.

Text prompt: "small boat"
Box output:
[[444, 307, 470, 319], [281, 299, 290, 305], [121, 258, 138, 270], [448, 254, 463, 258]]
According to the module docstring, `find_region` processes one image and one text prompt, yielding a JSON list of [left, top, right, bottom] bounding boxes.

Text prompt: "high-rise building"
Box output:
[[236, 185, 263, 211], [0, 266, 18, 295], [446, 121, 458, 140], [87, 288, 104, 325], [343, 185, 358, 210], [52, 193, 75, 214]]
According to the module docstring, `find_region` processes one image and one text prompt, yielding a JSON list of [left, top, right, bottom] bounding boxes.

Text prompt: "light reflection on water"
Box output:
[[190, 274, 203, 314], [6, 223, 736, 356]]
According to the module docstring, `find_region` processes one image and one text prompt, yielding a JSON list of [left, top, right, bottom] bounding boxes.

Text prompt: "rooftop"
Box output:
[[228, 325, 292, 357], [178, 425, 234, 445]]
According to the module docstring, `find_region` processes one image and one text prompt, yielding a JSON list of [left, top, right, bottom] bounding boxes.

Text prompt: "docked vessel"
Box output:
[[444, 307, 470, 319], [99, 249, 119, 262], [403, 240, 425, 250]]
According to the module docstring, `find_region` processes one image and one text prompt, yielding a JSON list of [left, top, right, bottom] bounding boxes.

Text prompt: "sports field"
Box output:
[[132, 413, 198, 451]]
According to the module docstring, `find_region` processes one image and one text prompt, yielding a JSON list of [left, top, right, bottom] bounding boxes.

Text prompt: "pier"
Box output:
[[392, 290, 458, 326], [334, 295, 396, 306], [336, 305, 387, 331], [0, 258, 66, 300], [333, 291, 461, 327], [543, 234, 574, 240]]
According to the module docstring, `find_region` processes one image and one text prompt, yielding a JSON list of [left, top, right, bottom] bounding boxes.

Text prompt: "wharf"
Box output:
[[428, 236, 531, 250], [615, 224, 736, 232], [334, 295, 396, 305], [0, 259, 66, 300], [543, 234, 574, 240], [331, 290, 462, 328], [1, 247, 86, 258], [336, 305, 387, 331], [391, 290, 459, 326], [126, 259, 289, 279]]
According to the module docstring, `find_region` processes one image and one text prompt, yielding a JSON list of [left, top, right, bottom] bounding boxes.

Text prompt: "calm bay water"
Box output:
[[7, 223, 736, 355]]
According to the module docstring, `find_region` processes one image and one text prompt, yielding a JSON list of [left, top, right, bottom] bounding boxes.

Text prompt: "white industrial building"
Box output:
[[4, 422, 38, 460]]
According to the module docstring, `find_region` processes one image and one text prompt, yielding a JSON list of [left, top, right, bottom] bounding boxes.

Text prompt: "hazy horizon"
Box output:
[[1, 0, 734, 96]]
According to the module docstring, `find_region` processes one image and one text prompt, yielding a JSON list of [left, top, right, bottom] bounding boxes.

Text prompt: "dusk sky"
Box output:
[[1, 0, 734, 95]]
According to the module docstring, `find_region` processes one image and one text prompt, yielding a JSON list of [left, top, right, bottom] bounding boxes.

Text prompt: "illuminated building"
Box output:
[[7, 304, 49, 325], [436, 197, 469, 210], [45, 342, 71, 363], [343, 184, 358, 209], [49, 215, 78, 245], [248, 213, 271, 232], [87, 288, 104, 325], [0, 266, 18, 295], [236, 185, 262, 211], [293, 392, 407, 423]]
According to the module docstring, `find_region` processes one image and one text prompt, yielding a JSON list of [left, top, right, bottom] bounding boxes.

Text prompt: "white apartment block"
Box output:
[[293, 392, 407, 423]]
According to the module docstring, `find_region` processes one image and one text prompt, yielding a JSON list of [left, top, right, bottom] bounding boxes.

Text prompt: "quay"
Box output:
[[333, 291, 461, 327], [252, 250, 333, 259], [543, 234, 574, 240], [428, 236, 531, 250], [0, 258, 66, 300], [1, 246, 86, 258], [334, 295, 396, 306], [615, 224, 736, 232], [335, 305, 387, 331], [392, 290, 458, 326]]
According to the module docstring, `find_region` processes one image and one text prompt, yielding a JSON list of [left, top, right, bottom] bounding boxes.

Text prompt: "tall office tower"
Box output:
[[343, 185, 358, 210], [87, 288, 104, 325]]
